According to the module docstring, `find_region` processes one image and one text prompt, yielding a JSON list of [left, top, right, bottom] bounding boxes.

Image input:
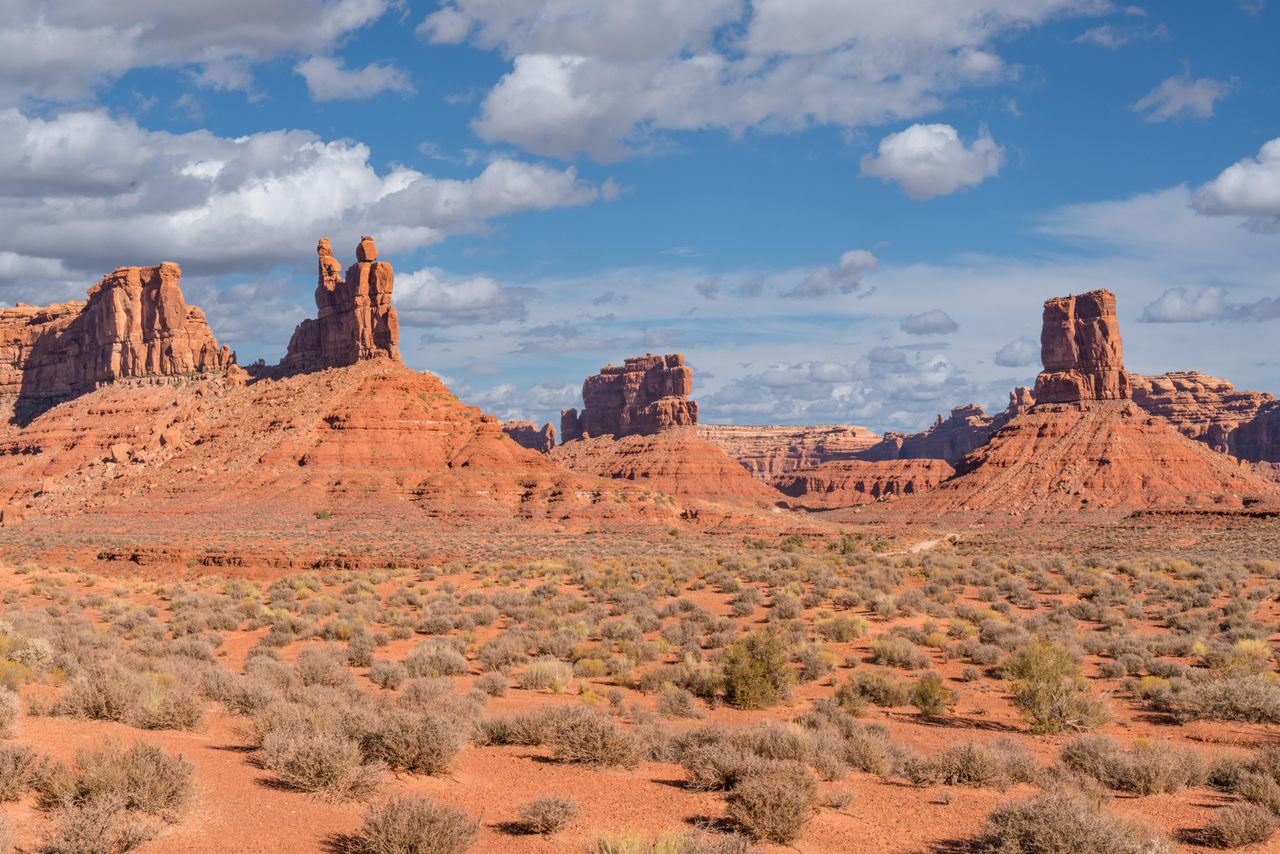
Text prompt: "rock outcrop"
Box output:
[[1034, 289, 1130, 404], [0, 263, 231, 402], [280, 237, 400, 372], [503, 421, 557, 454], [772, 459, 954, 510], [1131, 372, 1280, 462], [859, 388, 1035, 466], [909, 291, 1279, 518], [696, 424, 881, 479], [561, 354, 696, 441]]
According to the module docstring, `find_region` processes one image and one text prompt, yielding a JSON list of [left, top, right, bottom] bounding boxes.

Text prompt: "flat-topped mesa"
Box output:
[[561, 353, 697, 442], [0, 262, 232, 399], [280, 236, 401, 372], [1034, 289, 1131, 404]]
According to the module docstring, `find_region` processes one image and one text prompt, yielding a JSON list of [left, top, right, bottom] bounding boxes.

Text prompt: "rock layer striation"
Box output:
[[561, 354, 696, 441]]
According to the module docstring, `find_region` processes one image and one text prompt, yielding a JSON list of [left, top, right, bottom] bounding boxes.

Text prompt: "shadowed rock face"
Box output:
[[1034, 289, 1130, 404], [503, 420, 557, 454], [0, 263, 231, 406], [280, 236, 400, 372], [561, 353, 697, 441]]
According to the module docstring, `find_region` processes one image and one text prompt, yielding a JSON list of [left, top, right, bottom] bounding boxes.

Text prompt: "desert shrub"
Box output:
[[869, 636, 928, 670], [0, 743, 44, 801], [794, 645, 835, 684], [1202, 803, 1277, 848], [404, 643, 469, 678], [39, 741, 193, 821], [477, 633, 531, 671], [1060, 735, 1207, 795], [517, 658, 573, 693], [127, 679, 204, 731], [347, 633, 376, 668], [910, 673, 957, 717], [1163, 676, 1280, 724], [517, 796, 580, 834], [260, 727, 380, 801], [367, 660, 407, 690], [1006, 639, 1108, 734], [838, 669, 911, 709], [680, 743, 765, 791], [38, 796, 156, 854], [56, 661, 142, 722], [976, 789, 1171, 854], [1236, 773, 1280, 814], [842, 723, 895, 775], [354, 795, 479, 854], [0, 688, 17, 738], [656, 686, 702, 719], [360, 708, 466, 775], [816, 616, 867, 643], [550, 708, 642, 768], [294, 647, 354, 688], [720, 630, 793, 710], [902, 739, 1036, 790], [591, 830, 758, 854], [475, 672, 507, 697], [0, 811, 9, 854], [726, 761, 817, 844]]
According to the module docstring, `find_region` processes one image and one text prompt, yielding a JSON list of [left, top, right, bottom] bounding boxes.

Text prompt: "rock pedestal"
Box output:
[[1034, 289, 1130, 403]]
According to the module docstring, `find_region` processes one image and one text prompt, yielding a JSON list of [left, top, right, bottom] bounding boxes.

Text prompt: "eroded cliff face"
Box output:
[[0, 262, 231, 400], [1034, 289, 1130, 404], [859, 388, 1035, 466], [503, 420, 557, 454], [772, 459, 955, 510], [280, 236, 400, 372], [1130, 371, 1280, 462], [561, 354, 696, 441], [696, 424, 880, 479]]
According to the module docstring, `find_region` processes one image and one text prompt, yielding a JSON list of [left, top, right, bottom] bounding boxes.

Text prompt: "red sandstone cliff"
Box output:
[[0, 263, 231, 400], [503, 420, 557, 454], [1034, 290, 1130, 404], [772, 459, 954, 510], [1130, 371, 1280, 462]]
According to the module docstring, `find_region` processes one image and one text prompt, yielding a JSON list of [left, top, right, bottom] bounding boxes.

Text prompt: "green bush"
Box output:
[[869, 636, 929, 670], [910, 673, 957, 717], [721, 630, 794, 710]]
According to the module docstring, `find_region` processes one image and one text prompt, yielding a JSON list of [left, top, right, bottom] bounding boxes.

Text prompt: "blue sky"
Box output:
[[1, 1, 1278, 433]]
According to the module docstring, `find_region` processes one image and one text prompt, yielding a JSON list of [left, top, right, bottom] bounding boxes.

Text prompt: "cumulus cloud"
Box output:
[[901, 309, 959, 336], [0, 0, 390, 104], [1192, 138, 1280, 231], [861, 124, 1003, 200], [783, 250, 878, 298], [993, 337, 1039, 367], [0, 109, 606, 284], [432, 0, 1104, 160], [1134, 71, 1235, 122], [396, 269, 531, 326], [1140, 286, 1280, 323], [295, 56, 414, 101]]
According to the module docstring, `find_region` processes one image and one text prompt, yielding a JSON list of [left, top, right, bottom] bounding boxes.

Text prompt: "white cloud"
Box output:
[[444, 0, 1104, 160], [993, 337, 1038, 367], [1073, 21, 1167, 49], [1134, 71, 1235, 122], [0, 108, 607, 292], [1141, 286, 1280, 323], [783, 250, 878, 298], [860, 124, 1003, 200], [295, 56, 414, 102], [695, 276, 722, 300], [0, 0, 390, 104], [1192, 138, 1280, 231], [396, 269, 531, 327], [901, 309, 959, 335]]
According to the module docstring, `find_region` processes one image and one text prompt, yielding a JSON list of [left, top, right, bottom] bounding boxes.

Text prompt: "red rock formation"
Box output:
[[280, 237, 400, 372], [772, 459, 954, 510], [857, 388, 1035, 466], [1034, 289, 1130, 403], [561, 354, 696, 441], [1130, 371, 1280, 461], [550, 426, 781, 506], [0, 263, 231, 400], [696, 424, 880, 479], [905, 291, 1279, 518], [503, 420, 557, 454]]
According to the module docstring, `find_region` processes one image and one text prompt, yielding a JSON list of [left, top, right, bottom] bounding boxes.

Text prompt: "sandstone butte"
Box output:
[[908, 289, 1280, 519], [1130, 371, 1280, 464], [0, 262, 232, 419], [696, 424, 881, 479], [551, 356, 782, 506], [0, 238, 757, 557]]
